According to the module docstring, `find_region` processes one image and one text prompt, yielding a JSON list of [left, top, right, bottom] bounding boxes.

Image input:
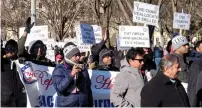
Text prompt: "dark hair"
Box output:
[[126, 47, 144, 63], [5, 39, 18, 49], [166, 40, 172, 53], [194, 40, 202, 50]]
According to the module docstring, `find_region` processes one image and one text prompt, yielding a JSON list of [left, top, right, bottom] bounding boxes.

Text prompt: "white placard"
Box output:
[[133, 1, 159, 26], [116, 36, 130, 51], [173, 12, 191, 30], [46, 50, 55, 62], [119, 26, 150, 48], [91, 25, 102, 43], [75, 23, 95, 44], [19, 25, 48, 46]]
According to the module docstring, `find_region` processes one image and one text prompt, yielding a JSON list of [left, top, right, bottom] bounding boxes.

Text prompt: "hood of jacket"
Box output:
[[120, 58, 140, 75]]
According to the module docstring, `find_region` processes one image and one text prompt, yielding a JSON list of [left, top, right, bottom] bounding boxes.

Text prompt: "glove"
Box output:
[[24, 17, 34, 33]]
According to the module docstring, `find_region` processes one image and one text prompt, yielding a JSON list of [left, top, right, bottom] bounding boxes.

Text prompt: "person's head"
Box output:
[[63, 42, 80, 64], [172, 35, 189, 55], [195, 40, 202, 53], [99, 49, 113, 66], [159, 54, 181, 79], [28, 40, 47, 58], [79, 52, 86, 62], [126, 47, 145, 69], [55, 54, 63, 64], [5, 39, 18, 59], [143, 48, 149, 54]]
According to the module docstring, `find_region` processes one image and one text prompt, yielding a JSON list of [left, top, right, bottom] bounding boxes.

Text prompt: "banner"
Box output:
[[19, 25, 49, 46], [133, 1, 159, 26], [15, 61, 119, 107], [119, 26, 150, 48], [173, 12, 191, 30]]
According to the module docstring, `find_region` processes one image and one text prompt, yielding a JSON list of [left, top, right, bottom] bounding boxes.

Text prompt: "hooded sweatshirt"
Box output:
[[110, 58, 145, 107]]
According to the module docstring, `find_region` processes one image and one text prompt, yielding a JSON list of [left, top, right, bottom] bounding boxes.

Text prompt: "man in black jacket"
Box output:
[[1, 40, 27, 107], [141, 54, 190, 107]]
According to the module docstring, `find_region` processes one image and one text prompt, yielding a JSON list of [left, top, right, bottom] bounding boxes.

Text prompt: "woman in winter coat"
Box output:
[[141, 54, 190, 107]]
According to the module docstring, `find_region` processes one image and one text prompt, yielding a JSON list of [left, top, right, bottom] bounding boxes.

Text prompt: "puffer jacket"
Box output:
[[110, 58, 145, 107], [52, 62, 93, 107]]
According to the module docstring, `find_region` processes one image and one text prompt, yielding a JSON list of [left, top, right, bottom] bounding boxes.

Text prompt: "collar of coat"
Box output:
[[156, 71, 181, 85]]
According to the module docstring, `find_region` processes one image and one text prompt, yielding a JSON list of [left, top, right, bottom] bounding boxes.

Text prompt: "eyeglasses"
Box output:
[[133, 59, 144, 63]]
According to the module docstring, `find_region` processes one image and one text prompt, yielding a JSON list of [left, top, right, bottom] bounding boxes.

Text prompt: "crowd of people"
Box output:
[[1, 17, 202, 107]]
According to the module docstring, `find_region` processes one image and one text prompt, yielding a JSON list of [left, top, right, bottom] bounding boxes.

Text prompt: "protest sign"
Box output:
[[75, 23, 95, 44], [45, 38, 55, 50], [116, 36, 130, 51], [46, 50, 55, 62], [15, 61, 119, 107], [119, 26, 150, 48], [173, 12, 191, 30], [19, 25, 48, 46], [133, 1, 159, 26], [91, 25, 102, 43]]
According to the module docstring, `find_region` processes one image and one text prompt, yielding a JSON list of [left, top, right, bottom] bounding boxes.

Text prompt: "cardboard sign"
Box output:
[[75, 23, 95, 44], [133, 1, 159, 26], [119, 26, 150, 48], [91, 25, 102, 43], [19, 25, 49, 46], [173, 12, 191, 30]]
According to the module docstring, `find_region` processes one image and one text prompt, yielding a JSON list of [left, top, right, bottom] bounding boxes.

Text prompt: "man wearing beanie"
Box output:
[[172, 35, 190, 92], [93, 48, 119, 71], [1, 39, 27, 107], [52, 42, 93, 107]]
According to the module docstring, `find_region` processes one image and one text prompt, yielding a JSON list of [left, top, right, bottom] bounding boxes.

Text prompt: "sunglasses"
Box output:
[[133, 59, 144, 63]]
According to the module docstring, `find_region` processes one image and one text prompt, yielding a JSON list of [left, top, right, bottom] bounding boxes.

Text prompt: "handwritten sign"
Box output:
[[133, 1, 159, 26], [75, 23, 95, 44], [116, 36, 130, 51], [19, 25, 48, 46], [119, 26, 150, 48], [46, 50, 55, 62], [91, 25, 102, 43], [173, 12, 191, 30]]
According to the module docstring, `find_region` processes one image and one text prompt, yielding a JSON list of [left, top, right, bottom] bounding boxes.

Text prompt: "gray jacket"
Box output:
[[110, 58, 145, 107], [173, 53, 189, 83]]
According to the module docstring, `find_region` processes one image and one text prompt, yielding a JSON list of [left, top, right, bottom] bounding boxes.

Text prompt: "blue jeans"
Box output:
[[155, 58, 161, 71]]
